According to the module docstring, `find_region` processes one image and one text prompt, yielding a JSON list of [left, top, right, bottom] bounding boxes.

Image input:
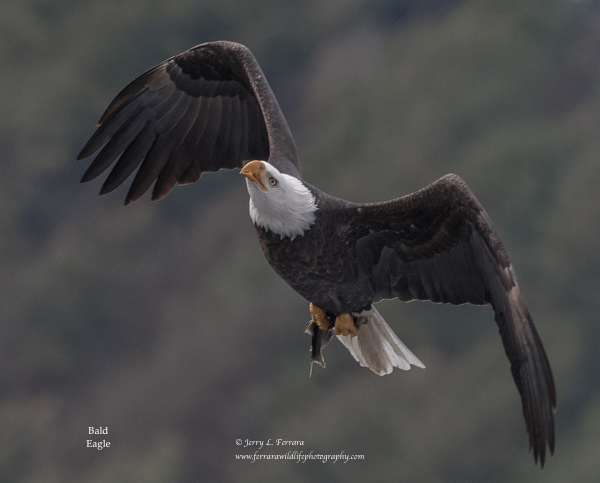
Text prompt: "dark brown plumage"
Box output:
[[78, 42, 299, 204], [77, 40, 556, 466]]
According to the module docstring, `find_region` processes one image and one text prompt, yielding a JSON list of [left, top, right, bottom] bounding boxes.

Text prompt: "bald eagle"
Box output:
[[77, 41, 555, 466]]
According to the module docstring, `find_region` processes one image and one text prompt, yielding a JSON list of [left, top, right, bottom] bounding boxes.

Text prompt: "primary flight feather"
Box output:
[[78, 41, 556, 466]]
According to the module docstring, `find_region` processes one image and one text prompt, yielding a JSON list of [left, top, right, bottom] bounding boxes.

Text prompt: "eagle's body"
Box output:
[[77, 41, 556, 466], [255, 187, 369, 315]]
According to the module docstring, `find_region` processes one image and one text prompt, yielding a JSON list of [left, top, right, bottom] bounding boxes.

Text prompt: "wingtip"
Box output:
[[150, 188, 169, 202], [80, 166, 99, 184], [124, 189, 146, 206], [536, 449, 549, 469], [530, 428, 555, 469], [76, 145, 94, 162]]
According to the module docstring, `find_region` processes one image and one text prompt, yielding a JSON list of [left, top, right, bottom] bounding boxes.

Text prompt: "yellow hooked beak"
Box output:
[[240, 160, 267, 191]]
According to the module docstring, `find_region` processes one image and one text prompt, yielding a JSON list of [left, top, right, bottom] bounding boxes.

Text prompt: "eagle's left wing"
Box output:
[[347, 173, 555, 466]]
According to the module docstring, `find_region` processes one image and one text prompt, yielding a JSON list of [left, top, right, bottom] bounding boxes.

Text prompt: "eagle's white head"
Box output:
[[241, 160, 317, 240]]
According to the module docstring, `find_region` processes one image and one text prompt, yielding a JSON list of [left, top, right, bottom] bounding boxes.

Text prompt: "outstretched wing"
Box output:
[[77, 41, 300, 205], [351, 173, 555, 466]]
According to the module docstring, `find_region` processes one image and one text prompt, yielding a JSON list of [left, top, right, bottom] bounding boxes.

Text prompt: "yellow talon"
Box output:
[[334, 313, 359, 336], [309, 303, 330, 331]]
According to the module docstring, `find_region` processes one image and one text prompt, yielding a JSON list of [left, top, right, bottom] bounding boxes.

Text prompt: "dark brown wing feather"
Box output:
[[351, 174, 556, 466], [78, 41, 300, 204]]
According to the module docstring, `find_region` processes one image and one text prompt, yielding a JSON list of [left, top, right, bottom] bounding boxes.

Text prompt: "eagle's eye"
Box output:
[[268, 177, 278, 187]]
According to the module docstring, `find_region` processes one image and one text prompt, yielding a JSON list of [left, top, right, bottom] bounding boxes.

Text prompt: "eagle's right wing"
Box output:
[[78, 41, 300, 205]]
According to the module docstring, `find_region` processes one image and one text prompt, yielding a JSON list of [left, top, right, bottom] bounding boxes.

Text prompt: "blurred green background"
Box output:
[[2, 0, 599, 481]]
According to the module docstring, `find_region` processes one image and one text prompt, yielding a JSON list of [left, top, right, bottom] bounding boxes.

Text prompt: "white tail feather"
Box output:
[[336, 306, 425, 375]]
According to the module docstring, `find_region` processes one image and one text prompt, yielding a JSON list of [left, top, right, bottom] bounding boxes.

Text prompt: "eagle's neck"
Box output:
[[247, 174, 318, 240]]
